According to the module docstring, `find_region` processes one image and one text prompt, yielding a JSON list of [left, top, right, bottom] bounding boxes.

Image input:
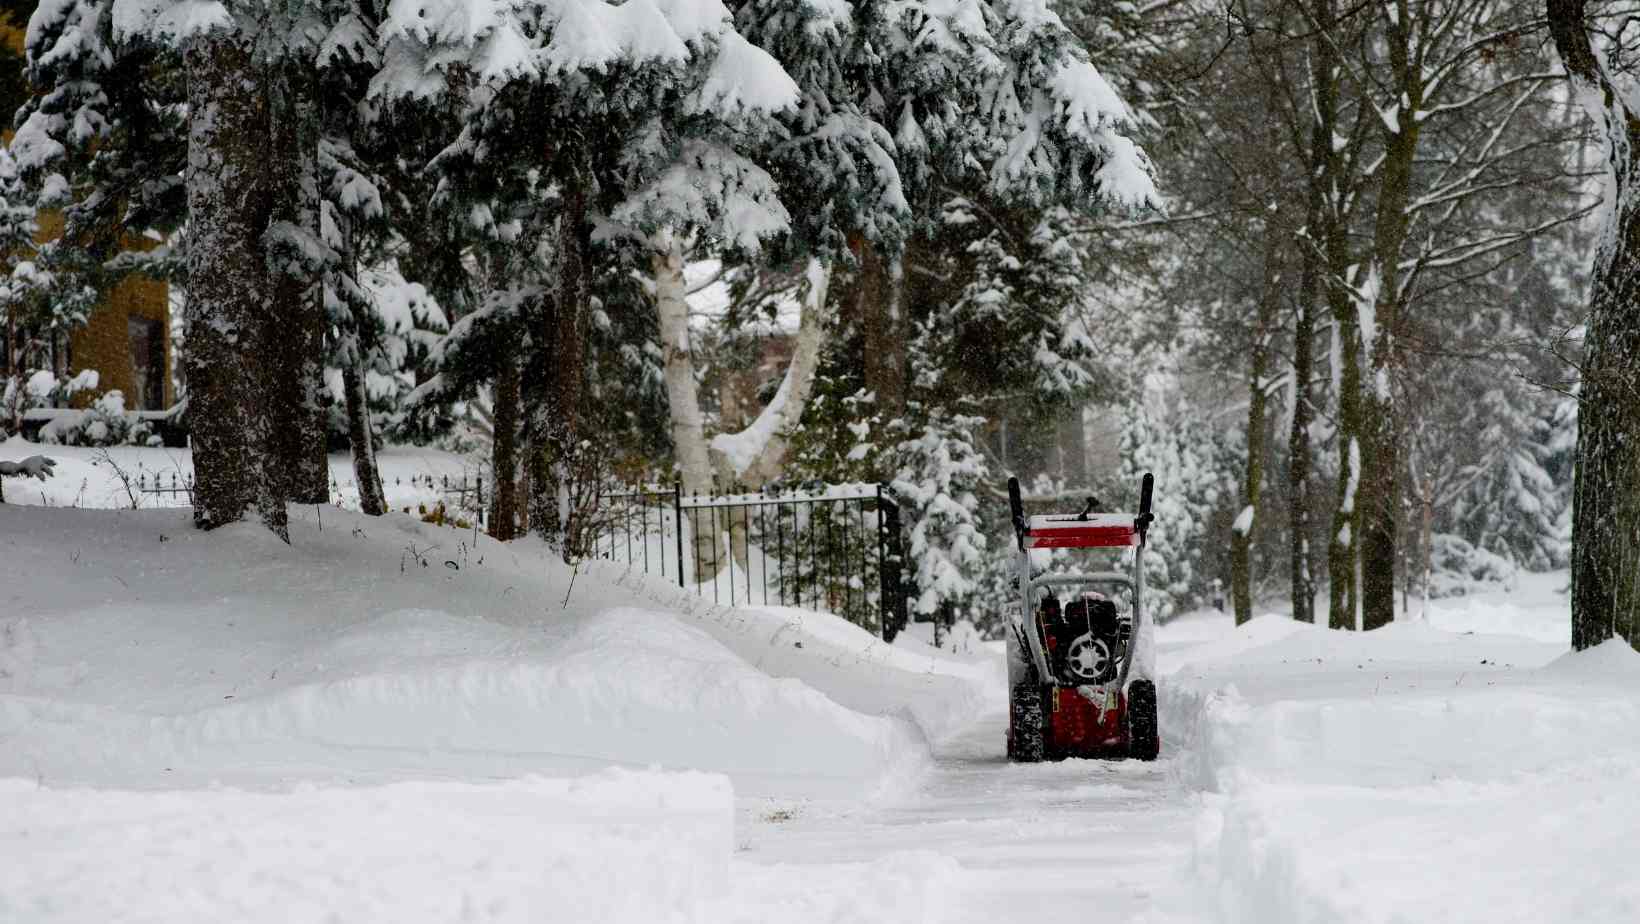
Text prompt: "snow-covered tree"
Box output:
[[1115, 372, 1239, 621], [19, 0, 350, 536], [890, 403, 991, 620], [379, 0, 805, 553]]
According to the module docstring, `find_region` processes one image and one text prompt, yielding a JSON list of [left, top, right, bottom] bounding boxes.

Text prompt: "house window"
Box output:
[[127, 316, 165, 411]]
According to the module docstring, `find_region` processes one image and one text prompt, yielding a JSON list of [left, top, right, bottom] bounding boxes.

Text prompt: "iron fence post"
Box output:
[[878, 484, 906, 643], [673, 481, 685, 588]]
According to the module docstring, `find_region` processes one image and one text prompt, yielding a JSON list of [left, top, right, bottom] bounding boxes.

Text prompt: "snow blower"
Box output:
[[1005, 473, 1158, 762]]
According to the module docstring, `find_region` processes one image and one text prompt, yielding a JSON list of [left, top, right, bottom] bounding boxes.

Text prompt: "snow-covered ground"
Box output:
[[1, 478, 1632, 923], [0, 501, 987, 921], [1165, 574, 1640, 923], [0, 436, 479, 516]]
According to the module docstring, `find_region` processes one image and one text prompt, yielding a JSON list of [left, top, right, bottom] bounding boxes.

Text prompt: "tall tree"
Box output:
[[22, 0, 336, 537], [1546, 0, 1640, 649]]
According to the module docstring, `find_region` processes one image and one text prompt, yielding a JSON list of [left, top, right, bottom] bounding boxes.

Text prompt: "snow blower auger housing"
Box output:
[[1005, 473, 1159, 762]]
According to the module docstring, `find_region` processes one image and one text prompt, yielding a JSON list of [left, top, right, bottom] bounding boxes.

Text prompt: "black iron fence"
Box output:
[[137, 471, 193, 502], [132, 470, 488, 526], [594, 482, 908, 641]]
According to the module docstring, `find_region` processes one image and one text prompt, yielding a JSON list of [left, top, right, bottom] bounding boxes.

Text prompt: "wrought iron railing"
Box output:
[[593, 482, 908, 641]]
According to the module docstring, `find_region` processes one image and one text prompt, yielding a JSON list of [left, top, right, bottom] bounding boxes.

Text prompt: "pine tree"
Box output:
[[891, 406, 991, 620], [380, 0, 806, 553], [23, 0, 350, 536]]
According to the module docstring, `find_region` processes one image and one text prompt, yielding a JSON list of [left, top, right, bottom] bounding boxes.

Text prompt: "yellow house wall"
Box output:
[[4, 19, 172, 411], [68, 273, 172, 409]]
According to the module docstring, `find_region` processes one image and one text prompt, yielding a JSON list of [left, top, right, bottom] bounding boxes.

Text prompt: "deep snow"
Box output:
[[0, 436, 478, 515], [1164, 580, 1640, 924], [2, 485, 1632, 923]]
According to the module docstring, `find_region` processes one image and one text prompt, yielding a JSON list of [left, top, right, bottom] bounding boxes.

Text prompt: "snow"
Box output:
[[709, 367, 792, 474], [0, 498, 997, 920], [0, 437, 477, 514], [110, 0, 231, 42], [2, 483, 1628, 922], [0, 771, 734, 924], [0, 503, 962, 798], [1166, 580, 1640, 924]]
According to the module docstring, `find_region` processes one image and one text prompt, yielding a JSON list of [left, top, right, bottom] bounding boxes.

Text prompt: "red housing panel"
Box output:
[[1048, 687, 1128, 758], [1025, 526, 1137, 549]]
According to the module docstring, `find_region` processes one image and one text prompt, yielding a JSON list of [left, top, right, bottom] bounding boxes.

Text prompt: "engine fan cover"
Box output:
[[1064, 633, 1115, 683]]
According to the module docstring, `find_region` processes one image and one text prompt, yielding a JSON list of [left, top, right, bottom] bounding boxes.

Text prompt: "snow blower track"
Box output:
[[739, 712, 1209, 923]]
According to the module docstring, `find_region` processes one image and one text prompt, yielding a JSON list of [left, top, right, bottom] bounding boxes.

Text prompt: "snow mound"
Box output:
[[2, 605, 924, 799], [1541, 636, 1640, 680], [0, 771, 961, 923], [1164, 600, 1640, 923], [0, 506, 943, 798], [586, 563, 1003, 745]]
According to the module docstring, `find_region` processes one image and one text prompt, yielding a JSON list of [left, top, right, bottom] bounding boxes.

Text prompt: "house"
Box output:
[[0, 16, 173, 424]]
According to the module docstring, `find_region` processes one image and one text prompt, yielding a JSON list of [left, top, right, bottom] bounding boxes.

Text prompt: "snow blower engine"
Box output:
[[1005, 473, 1159, 762]]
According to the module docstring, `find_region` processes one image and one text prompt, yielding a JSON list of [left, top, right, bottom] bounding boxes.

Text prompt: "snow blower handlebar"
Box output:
[[1136, 473, 1154, 546], [1009, 477, 1027, 552]]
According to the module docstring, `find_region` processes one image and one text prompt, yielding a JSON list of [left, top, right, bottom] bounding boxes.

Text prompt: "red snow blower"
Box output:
[[1005, 473, 1159, 762]]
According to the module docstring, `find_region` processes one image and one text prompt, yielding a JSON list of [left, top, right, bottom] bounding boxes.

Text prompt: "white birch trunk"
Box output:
[[652, 245, 833, 580], [655, 231, 715, 496], [709, 258, 831, 487]]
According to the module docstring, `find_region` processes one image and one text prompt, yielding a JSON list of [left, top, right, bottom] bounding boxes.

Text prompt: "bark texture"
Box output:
[[855, 236, 905, 420], [343, 357, 385, 516], [489, 350, 521, 540], [1358, 0, 1421, 631], [528, 187, 590, 554], [330, 204, 385, 518], [654, 233, 713, 495], [184, 35, 280, 535], [1547, 0, 1640, 649], [1233, 230, 1282, 626], [266, 59, 328, 506], [1288, 242, 1318, 624]]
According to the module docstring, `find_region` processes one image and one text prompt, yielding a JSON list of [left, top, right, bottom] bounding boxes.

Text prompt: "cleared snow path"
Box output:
[[738, 710, 1209, 924]]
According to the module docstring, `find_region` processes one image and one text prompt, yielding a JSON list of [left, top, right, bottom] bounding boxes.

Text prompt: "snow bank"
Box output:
[[0, 606, 925, 797], [587, 560, 1003, 746], [1161, 598, 1640, 924], [0, 771, 960, 923], [0, 505, 954, 799]]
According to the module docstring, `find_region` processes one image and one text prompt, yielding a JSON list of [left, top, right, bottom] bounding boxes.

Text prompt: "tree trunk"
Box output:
[[528, 185, 590, 555], [1547, 0, 1640, 649], [489, 350, 521, 540], [653, 243, 833, 578], [654, 231, 714, 495], [265, 58, 328, 507], [711, 258, 832, 487], [330, 191, 383, 518], [709, 260, 832, 573], [1359, 1, 1421, 631], [1233, 231, 1282, 626], [1329, 342, 1361, 629], [1309, 0, 1360, 631], [1289, 232, 1319, 624], [855, 236, 905, 422], [183, 34, 278, 535], [343, 357, 385, 516]]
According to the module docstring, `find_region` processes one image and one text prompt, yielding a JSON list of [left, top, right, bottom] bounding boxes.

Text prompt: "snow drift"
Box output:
[[1161, 599, 1640, 924], [0, 504, 989, 798], [0, 770, 960, 924]]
